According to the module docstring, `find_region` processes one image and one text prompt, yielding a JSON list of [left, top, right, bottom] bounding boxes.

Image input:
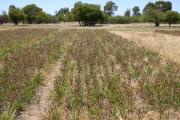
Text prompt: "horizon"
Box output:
[[0, 0, 180, 15]]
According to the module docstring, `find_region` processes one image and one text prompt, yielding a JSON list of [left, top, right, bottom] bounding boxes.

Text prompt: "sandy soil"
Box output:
[[110, 30, 180, 64]]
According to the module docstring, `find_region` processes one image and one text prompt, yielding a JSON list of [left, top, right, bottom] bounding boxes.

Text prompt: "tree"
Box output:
[[143, 1, 172, 13], [143, 2, 166, 27], [165, 11, 179, 27], [124, 9, 131, 17], [104, 1, 118, 16], [56, 8, 70, 22], [35, 11, 49, 23], [56, 8, 69, 16], [9, 6, 26, 25], [0, 16, 3, 25], [9, 5, 16, 9], [2, 11, 9, 23], [0, 11, 8, 25], [155, 1, 172, 12], [22, 4, 42, 24], [132, 6, 141, 16], [72, 2, 103, 26], [49, 15, 59, 24]]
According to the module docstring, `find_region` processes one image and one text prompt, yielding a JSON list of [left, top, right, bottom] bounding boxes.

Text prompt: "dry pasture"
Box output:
[[0, 24, 179, 120], [110, 29, 180, 64]]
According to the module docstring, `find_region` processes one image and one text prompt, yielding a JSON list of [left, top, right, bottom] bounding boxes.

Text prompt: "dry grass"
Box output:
[[0, 24, 180, 120], [0, 28, 64, 119], [156, 30, 180, 36], [110, 30, 180, 64], [0, 28, 56, 60], [44, 29, 180, 120]]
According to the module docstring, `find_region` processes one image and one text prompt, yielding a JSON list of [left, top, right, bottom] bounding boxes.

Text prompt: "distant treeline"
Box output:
[[0, 1, 180, 27]]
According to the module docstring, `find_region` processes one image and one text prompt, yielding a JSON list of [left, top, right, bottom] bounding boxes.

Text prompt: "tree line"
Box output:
[[0, 1, 180, 27]]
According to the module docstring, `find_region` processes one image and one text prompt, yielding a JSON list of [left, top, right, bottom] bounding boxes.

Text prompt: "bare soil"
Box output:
[[17, 60, 62, 120]]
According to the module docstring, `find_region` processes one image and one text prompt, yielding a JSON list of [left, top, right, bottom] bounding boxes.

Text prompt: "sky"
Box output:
[[0, 0, 179, 15]]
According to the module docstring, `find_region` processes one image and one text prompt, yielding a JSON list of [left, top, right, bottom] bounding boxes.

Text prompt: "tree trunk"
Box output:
[[29, 20, 32, 24], [85, 21, 87, 26], [155, 22, 159, 27], [169, 22, 171, 27], [0, 20, 3, 26], [78, 21, 81, 26], [15, 21, 18, 26]]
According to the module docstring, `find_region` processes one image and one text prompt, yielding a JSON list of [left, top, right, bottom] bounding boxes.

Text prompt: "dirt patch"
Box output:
[[17, 60, 62, 120]]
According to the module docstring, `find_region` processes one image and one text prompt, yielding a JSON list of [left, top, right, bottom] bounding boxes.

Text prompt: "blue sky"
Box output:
[[0, 0, 179, 15]]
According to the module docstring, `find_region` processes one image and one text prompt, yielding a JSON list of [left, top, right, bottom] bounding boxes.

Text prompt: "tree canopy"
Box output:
[[143, 1, 170, 27], [22, 4, 42, 24], [124, 9, 131, 17], [9, 6, 26, 25], [132, 6, 141, 16], [0, 0, 178, 27], [104, 1, 118, 16], [155, 1, 172, 12], [35, 11, 49, 23], [72, 2, 103, 26], [56, 8, 71, 22], [165, 11, 179, 27]]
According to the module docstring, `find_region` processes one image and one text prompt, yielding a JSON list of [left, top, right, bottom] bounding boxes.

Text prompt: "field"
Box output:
[[0, 24, 180, 120]]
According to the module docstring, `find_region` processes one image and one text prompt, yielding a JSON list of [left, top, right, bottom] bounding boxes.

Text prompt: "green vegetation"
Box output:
[[22, 4, 47, 24], [165, 11, 180, 27], [124, 9, 131, 17], [72, 1, 103, 26], [132, 6, 141, 16], [104, 1, 118, 16], [9, 6, 26, 25], [0, 0, 179, 26], [143, 1, 172, 27], [55, 7, 73, 22]]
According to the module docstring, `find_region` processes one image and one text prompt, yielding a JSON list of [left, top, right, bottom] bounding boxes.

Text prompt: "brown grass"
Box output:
[[156, 30, 180, 36], [45, 29, 180, 120], [110, 30, 180, 64], [0, 25, 180, 119], [0, 28, 56, 60], [0, 28, 63, 118]]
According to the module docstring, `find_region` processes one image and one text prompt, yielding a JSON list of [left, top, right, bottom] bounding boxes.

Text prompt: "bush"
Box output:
[[165, 11, 179, 27], [130, 16, 143, 23], [72, 2, 103, 26], [108, 16, 131, 24], [9, 6, 26, 25]]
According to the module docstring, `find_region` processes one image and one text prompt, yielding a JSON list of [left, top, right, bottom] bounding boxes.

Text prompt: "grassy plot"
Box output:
[[0, 28, 55, 60], [45, 29, 180, 120], [0, 29, 70, 119]]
